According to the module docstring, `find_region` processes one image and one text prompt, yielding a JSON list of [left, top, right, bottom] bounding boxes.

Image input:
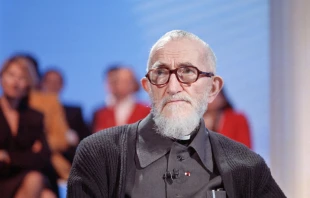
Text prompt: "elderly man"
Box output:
[[67, 30, 285, 198]]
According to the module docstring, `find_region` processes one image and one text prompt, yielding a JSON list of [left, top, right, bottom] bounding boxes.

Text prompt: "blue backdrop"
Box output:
[[0, 0, 270, 162]]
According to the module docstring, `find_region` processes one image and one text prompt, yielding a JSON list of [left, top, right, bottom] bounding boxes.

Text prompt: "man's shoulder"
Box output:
[[80, 122, 138, 150], [83, 126, 125, 143], [209, 131, 286, 197], [73, 122, 138, 167], [209, 131, 264, 168]]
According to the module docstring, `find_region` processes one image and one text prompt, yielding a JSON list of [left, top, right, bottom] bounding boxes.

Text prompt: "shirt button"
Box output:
[[177, 155, 184, 161], [175, 194, 183, 197]]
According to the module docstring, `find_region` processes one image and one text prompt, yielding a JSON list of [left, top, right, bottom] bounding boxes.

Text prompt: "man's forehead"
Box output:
[[151, 60, 196, 68], [154, 38, 203, 51], [150, 40, 206, 68]]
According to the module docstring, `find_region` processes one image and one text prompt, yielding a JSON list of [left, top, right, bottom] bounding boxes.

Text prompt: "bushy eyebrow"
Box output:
[[179, 62, 195, 67], [151, 61, 168, 69]]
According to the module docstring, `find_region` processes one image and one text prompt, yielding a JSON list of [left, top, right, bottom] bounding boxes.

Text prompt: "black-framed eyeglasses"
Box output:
[[145, 66, 214, 86]]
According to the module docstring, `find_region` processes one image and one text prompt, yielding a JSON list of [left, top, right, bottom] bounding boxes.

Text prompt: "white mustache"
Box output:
[[161, 94, 192, 107]]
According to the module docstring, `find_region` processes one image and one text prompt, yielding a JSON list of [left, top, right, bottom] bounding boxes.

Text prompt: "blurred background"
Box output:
[[0, 0, 309, 197], [0, 0, 270, 157]]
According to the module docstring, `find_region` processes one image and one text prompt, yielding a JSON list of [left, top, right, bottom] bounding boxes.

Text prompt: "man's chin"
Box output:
[[154, 111, 201, 140], [160, 110, 190, 119], [161, 104, 192, 117]]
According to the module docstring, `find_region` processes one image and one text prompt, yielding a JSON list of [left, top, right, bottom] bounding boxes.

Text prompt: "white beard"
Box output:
[[150, 92, 209, 139]]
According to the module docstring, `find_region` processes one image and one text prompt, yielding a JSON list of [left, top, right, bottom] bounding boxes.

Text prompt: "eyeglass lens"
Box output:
[[149, 67, 198, 85]]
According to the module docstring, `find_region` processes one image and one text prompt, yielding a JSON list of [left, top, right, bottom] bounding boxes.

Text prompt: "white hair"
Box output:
[[150, 91, 209, 139], [146, 30, 217, 72]]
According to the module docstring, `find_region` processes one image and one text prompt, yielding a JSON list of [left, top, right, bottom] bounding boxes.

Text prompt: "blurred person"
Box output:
[[13, 54, 72, 180], [203, 89, 252, 148], [67, 30, 285, 197], [92, 66, 150, 132], [16, 53, 41, 85], [41, 69, 91, 162], [0, 56, 57, 198]]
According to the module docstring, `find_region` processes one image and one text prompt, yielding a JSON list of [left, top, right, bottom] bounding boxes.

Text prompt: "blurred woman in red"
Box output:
[[0, 56, 57, 198], [204, 89, 252, 148]]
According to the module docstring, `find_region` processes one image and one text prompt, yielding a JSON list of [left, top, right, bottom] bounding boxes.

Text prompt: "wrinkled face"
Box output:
[[1, 63, 30, 99], [41, 72, 63, 94], [142, 38, 223, 119], [108, 68, 136, 100]]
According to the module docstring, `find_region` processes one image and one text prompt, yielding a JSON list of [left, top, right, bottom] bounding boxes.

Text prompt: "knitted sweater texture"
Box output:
[[67, 121, 285, 198]]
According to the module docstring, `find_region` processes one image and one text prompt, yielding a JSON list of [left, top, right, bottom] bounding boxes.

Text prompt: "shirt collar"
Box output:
[[136, 114, 213, 172], [189, 120, 213, 172], [136, 114, 173, 168]]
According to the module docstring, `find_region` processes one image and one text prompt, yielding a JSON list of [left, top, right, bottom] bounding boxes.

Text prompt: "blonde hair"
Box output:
[[0, 55, 39, 89]]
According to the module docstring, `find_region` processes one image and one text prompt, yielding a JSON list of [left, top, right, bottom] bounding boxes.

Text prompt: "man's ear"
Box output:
[[141, 77, 150, 92], [208, 76, 224, 103]]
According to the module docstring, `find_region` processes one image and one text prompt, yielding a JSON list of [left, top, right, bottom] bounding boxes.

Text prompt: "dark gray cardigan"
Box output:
[[67, 121, 286, 198]]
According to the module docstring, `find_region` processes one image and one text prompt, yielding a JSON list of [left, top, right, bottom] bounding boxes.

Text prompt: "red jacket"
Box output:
[[218, 108, 252, 148], [92, 103, 150, 132]]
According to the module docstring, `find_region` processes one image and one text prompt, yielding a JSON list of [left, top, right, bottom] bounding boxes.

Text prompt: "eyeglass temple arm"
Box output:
[[199, 71, 214, 77]]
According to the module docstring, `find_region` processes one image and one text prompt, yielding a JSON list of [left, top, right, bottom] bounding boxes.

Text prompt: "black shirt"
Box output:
[[125, 114, 222, 198], [67, 116, 286, 198]]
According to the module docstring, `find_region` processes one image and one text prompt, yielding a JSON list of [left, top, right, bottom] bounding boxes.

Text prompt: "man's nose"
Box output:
[[166, 74, 183, 95]]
